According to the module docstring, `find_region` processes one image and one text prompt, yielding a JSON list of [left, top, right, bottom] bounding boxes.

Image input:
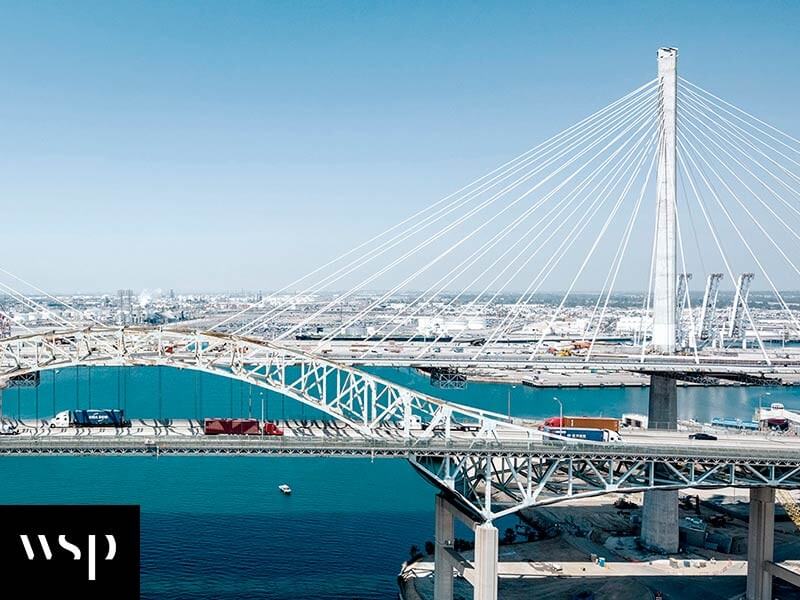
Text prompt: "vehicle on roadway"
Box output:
[[407, 414, 480, 432], [689, 432, 718, 441], [542, 416, 620, 432], [542, 427, 622, 442], [50, 409, 131, 428], [203, 418, 284, 436], [0, 422, 19, 435]]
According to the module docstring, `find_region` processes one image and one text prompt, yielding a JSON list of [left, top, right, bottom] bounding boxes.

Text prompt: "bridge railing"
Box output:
[[3, 435, 800, 463]]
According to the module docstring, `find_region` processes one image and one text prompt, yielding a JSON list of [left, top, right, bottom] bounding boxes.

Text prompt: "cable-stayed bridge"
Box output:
[[2, 48, 800, 599]]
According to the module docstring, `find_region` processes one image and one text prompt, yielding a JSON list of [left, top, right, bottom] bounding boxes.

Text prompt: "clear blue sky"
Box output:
[[2, 1, 799, 293]]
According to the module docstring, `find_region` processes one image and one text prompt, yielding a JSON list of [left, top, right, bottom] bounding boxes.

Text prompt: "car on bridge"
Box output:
[[0, 422, 18, 435], [688, 432, 718, 441]]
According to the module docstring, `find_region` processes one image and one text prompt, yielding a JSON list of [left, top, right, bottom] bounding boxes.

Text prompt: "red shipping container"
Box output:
[[204, 418, 261, 435], [231, 419, 260, 435]]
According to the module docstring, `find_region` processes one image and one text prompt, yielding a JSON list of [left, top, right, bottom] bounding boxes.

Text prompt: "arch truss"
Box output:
[[0, 326, 538, 442]]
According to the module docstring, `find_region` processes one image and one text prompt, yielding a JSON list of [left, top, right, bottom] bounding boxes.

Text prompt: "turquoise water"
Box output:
[[0, 367, 797, 598]]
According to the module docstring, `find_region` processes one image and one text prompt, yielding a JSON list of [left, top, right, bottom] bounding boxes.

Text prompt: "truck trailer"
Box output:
[[203, 418, 284, 436], [543, 427, 622, 442], [543, 416, 620, 432], [50, 409, 131, 428]]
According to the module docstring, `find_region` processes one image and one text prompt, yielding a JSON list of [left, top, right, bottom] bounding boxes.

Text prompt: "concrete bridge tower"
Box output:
[[641, 47, 680, 553], [652, 47, 678, 356]]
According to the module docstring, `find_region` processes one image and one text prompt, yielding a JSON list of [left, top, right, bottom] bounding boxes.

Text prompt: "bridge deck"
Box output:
[[2, 420, 800, 463]]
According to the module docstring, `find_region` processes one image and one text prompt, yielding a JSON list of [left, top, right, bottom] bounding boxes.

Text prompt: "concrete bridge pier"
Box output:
[[746, 487, 775, 600], [434, 494, 455, 600], [641, 373, 680, 553], [433, 494, 498, 600], [473, 523, 498, 600]]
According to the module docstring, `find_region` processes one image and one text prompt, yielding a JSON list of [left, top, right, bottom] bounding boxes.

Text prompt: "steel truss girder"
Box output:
[[4, 434, 800, 523], [410, 453, 800, 521], [638, 369, 782, 386]]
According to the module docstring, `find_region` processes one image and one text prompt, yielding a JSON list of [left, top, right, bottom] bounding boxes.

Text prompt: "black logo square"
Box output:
[[0, 505, 140, 599]]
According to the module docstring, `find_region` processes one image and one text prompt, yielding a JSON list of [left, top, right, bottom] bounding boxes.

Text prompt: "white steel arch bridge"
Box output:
[[3, 326, 800, 523]]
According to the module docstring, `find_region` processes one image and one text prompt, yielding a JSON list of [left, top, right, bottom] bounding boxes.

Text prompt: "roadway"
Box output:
[[2, 419, 800, 461], [288, 343, 800, 374]]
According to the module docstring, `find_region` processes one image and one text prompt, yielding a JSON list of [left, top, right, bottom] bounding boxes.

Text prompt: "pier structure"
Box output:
[[434, 495, 498, 600], [642, 46, 680, 554], [747, 488, 775, 600]]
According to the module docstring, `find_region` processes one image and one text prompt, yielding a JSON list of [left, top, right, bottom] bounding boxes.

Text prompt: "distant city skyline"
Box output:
[[2, 2, 800, 293]]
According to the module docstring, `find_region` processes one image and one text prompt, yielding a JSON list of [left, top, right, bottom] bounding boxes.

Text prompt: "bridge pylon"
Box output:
[[642, 47, 681, 554]]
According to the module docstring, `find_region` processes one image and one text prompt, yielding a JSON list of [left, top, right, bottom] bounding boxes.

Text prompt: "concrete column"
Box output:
[[641, 489, 679, 553], [747, 487, 775, 600], [653, 47, 678, 353], [434, 494, 454, 600], [473, 523, 498, 600], [642, 373, 679, 552], [647, 373, 678, 430]]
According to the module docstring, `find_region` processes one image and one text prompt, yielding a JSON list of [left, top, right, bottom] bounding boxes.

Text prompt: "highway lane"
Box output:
[[267, 349, 800, 372], [3, 418, 800, 457]]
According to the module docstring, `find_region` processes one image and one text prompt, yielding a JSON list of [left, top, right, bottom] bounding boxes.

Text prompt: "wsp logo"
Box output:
[[19, 534, 117, 580], [1, 505, 139, 598]]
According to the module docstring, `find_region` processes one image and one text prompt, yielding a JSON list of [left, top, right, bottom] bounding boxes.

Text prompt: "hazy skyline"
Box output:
[[3, 1, 800, 294]]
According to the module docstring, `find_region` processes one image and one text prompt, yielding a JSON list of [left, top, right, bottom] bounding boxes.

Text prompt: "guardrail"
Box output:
[[3, 435, 800, 463]]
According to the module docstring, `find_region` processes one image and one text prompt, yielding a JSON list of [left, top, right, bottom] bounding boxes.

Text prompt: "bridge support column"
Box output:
[[434, 494, 455, 600], [473, 522, 498, 600], [641, 489, 679, 553], [641, 373, 679, 553], [646, 374, 678, 430], [747, 487, 775, 600]]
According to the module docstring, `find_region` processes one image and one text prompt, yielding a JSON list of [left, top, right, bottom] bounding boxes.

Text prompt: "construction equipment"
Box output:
[[727, 273, 755, 343], [698, 273, 723, 346]]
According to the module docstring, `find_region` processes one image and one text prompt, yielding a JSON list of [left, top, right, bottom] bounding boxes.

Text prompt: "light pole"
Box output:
[[507, 385, 516, 417], [553, 396, 563, 427], [260, 391, 265, 437]]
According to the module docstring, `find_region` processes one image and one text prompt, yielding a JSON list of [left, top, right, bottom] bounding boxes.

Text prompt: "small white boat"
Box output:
[[278, 484, 292, 495]]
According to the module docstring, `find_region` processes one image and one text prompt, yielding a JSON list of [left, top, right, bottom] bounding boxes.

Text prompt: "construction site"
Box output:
[[400, 488, 800, 600]]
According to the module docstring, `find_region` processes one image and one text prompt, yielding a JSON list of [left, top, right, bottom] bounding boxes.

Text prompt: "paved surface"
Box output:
[[407, 557, 746, 580], [3, 418, 800, 455]]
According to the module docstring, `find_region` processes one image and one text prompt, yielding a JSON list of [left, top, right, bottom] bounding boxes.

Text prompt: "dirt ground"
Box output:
[[401, 490, 800, 600], [404, 537, 654, 600]]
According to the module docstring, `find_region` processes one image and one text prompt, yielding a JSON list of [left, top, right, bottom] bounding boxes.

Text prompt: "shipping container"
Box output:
[[203, 418, 284, 436], [50, 409, 130, 428], [204, 418, 261, 435], [543, 416, 620, 432]]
